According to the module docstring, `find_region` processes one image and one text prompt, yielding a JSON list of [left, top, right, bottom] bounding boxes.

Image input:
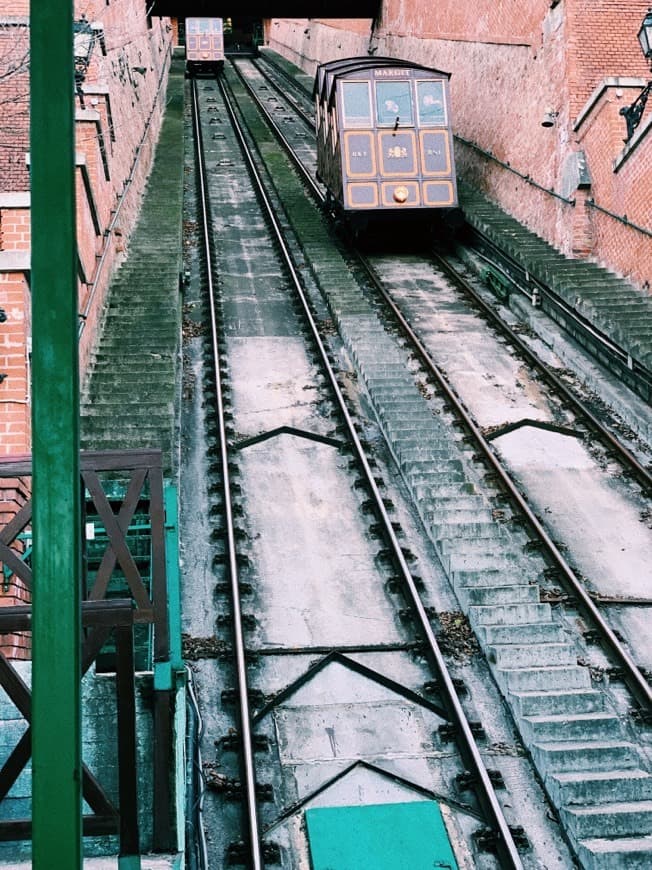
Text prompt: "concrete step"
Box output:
[[548, 769, 652, 807], [91, 354, 175, 365], [362, 367, 413, 384], [576, 834, 652, 869], [431, 521, 503, 545], [509, 688, 605, 717], [416, 483, 479, 499], [382, 421, 440, 440], [459, 583, 540, 608], [399, 451, 468, 471], [83, 401, 172, 416], [84, 379, 172, 393], [521, 711, 621, 743], [500, 665, 591, 692], [427, 509, 496, 530], [479, 621, 565, 646], [378, 398, 434, 414], [406, 461, 466, 484], [439, 536, 514, 559], [386, 414, 448, 433], [468, 602, 552, 626], [450, 567, 525, 588], [412, 474, 469, 495], [532, 740, 640, 773], [489, 641, 576, 670], [562, 800, 652, 839], [421, 495, 488, 513]]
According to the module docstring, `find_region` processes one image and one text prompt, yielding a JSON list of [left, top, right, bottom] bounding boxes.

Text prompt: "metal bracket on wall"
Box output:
[[620, 80, 652, 141]]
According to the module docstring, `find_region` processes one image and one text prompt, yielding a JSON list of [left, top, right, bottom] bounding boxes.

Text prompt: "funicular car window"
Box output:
[[199, 19, 210, 32], [417, 80, 447, 126], [341, 81, 372, 127], [375, 80, 413, 126]]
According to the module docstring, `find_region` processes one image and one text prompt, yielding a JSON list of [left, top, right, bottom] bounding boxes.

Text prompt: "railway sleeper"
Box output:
[[221, 687, 266, 706], [423, 676, 468, 696], [456, 768, 506, 790], [473, 824, 530, 853], [438, 720, 486, 742], [226, 840, 280, 865]]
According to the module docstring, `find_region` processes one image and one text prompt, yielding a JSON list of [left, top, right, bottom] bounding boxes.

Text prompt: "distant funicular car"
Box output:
[[185, 17, 224, 76], [314, 57, 462, 233]]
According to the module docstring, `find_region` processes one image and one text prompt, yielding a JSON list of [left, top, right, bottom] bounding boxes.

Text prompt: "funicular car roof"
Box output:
[[316, 57, 451, 112]]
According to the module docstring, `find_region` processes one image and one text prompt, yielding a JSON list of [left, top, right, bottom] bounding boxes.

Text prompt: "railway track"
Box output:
[[180, 59, 652, 869], [237, 55, 652, 683], [187, 71, 533, 868], [253, 51, 652, 407]]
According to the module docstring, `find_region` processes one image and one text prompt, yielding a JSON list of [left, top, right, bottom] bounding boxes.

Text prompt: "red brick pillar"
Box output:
[[571, 187, 593, 257], [0, 475, 32, 659]]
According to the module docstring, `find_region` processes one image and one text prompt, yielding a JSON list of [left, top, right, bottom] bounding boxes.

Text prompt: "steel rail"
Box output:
[[221, 63, 525, 870], [234, 60, 652, 713], [191, 78, 264, 870], [252, 56, 315, 126], [443, 241, 652, 478], [359, 255, 652, 712]]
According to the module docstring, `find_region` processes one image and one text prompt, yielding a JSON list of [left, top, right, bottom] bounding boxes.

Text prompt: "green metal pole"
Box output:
[[30, 1, 82, 867]]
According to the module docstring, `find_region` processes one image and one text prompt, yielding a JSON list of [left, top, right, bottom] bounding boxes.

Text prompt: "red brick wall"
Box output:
[[0, 208, 30, 251], [269, 1, 652, 293], [568, 1, 651, 117], [0, 270, 31, 455], [0, 476, 31, 660]]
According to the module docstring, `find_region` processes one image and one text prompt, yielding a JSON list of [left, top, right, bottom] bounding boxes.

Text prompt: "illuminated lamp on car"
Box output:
[[393, 185, 409, 203]]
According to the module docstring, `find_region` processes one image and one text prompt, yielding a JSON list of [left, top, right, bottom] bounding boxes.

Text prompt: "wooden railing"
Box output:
[[0, 599, 139, 851], [0, 449, 169, 660], [0, 449, 174, 852]]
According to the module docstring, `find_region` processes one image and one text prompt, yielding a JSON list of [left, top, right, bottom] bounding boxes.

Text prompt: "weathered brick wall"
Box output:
[[575, 88, 652, 286], [0, 207, 29, 251], [0, 23, 29, 193], [266, 18, 372, 73], [269, 1, 652, 293]]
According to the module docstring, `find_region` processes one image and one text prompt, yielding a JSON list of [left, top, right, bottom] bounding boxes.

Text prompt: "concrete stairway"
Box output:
[[316, 267, 652, 869], [459, 181, 652, 371], [80, 62, 184, 475]]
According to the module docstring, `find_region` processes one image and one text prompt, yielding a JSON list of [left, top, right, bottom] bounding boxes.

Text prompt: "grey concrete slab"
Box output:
[[494, 426, 652, 604]]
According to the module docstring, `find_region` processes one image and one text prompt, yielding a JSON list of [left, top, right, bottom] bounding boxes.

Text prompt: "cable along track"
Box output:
[[218, 58, 652, 869], [184, 70, 556, 869]]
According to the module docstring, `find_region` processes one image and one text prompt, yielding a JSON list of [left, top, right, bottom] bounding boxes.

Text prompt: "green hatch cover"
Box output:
[[305, 801, 459, 869]]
